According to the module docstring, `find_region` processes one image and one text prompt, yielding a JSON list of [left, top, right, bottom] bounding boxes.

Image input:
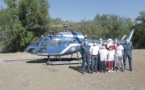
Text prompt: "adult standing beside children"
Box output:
[[90, 41, 100, 73], [98, 38, 104, 71], [123, 38, 133, 71], [80, 38, 91, 74]]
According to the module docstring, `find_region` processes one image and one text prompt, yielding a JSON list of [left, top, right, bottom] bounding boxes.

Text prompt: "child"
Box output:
[[107, 45, 115, 72], [99, 44, 108, 73]]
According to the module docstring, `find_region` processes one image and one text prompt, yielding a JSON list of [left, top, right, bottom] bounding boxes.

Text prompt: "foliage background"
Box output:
[[0, 0, 145, 52]]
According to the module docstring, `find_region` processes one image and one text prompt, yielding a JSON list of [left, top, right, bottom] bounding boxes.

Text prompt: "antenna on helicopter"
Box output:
[[63, 24, 73, 31], [63, 24, 69, 31]]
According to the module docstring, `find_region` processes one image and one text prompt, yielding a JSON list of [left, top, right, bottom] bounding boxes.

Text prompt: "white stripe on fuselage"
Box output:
[[62, 35, 84, 38], [60, 43, 94, 55], [88, 43, 93, 46], [60, 44, 80, 54]]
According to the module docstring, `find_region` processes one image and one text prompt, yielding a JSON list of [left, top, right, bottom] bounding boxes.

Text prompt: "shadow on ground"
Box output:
[[3, 59, 43, 62], [26, 57, 81, 64], [26, 58, 48, 63], [3, 58, 47, 64], [69, 66, 82, 73]]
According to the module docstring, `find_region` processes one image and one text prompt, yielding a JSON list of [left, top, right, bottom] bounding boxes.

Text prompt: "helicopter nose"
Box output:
[[26, 46, 35, 54], [27, 48, 35, 53], [38, 48, 47, 53]]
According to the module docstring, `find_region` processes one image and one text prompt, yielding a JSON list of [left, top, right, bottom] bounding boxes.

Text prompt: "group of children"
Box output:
[[99, 39, 124, 73]]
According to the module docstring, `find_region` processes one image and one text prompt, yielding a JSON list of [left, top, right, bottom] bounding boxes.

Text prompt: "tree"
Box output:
[[73, 14, 133, 40], [133, 11, 145, 48], [0, 0, 50, 52], [92, 14, 133, 40], [0, 0, 23, 51], [18, 0, 50, 36]]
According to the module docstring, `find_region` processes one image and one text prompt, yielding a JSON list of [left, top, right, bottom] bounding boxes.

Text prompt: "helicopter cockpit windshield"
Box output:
[[40, 38, 49, 47], [31, 37, 42, 47], [50, 38, 60, 46]]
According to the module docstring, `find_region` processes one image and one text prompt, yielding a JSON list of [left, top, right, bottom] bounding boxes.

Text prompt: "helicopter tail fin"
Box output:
[[128, 29, 135, 42]]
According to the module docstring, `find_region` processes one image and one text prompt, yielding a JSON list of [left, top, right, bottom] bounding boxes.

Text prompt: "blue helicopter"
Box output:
[[26, 29, 86, 62], [26, 24, 134, 64]]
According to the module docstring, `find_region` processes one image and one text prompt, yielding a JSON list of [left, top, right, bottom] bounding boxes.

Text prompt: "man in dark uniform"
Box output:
[[123, 38, 133, 71], [80, 39, 91, 74]]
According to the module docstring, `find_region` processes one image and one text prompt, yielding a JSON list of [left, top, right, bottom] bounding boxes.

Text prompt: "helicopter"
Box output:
[[25, 24, 134, 64], [26, 24, 85, 64]]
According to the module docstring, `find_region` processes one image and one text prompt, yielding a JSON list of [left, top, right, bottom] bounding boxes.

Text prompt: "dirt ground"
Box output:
[[0, 49, 145, 90]]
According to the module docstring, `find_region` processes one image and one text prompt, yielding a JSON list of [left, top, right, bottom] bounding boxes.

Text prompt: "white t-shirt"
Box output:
[[108, 50, 115, 61], [98, 44, 102, 48], [90, 45, 99, 55], [114, 43, 117, 48], [99, 48, 108, 61], [116, 45, 124, 56]]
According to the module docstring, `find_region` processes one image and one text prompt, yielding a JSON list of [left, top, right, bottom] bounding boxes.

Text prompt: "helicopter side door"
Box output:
[[37, 37, 50, 54], [59, 37, 80, 55], [47, 37, 63, 55]]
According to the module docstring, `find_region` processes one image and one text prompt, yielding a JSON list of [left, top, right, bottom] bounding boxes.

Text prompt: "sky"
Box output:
[[0, 0, 145, 22]]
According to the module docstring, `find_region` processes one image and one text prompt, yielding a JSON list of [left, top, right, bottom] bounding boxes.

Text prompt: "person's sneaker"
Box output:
[[111, 70, 114, 72], [82, 72, 84, 74], [94, 71, 97, 73], [103, 71, 106, 73], [108, 70, 110, 72], [88, 71, 91, 74], [100, 70, 102, 73], [130, 69, 132, 71]]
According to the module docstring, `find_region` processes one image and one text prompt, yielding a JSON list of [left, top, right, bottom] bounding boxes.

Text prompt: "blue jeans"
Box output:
[[98, 53, 100, 71], [100, 61, 106, 71], [123, 52, 132, 70], [116, 56, 124, 71], [91, 55, 98, 72], [82, 55, 91, 73]]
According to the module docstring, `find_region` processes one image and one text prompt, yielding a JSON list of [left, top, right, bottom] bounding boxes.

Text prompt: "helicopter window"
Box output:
[[50, 38, 60, 46], [62, 37, 75, 43], [31, 37, 42, 47], [41, 38, 49, 46]]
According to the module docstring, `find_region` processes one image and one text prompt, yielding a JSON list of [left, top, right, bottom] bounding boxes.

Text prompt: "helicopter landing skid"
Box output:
[[46, 60, 82, 65]]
